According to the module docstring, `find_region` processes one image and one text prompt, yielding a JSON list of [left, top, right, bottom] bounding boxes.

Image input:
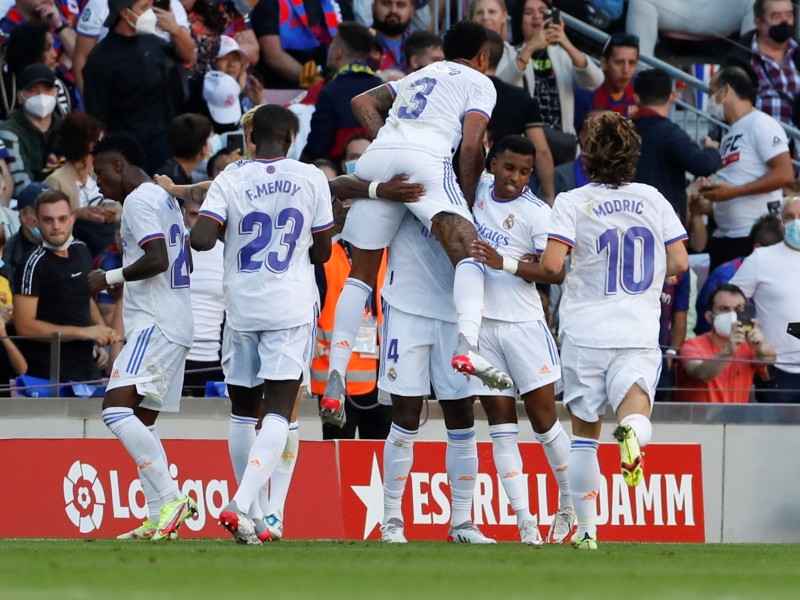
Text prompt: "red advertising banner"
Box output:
[[0, 439, 703, 542], [339, 441, 704, 543]]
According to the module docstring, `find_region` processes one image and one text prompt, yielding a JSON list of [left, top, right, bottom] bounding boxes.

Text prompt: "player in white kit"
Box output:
[[320, 21, 511, 427], [469, 136, 574, 545], [190, 105, 334, 544], [540, 112, 689, 550], [88, 133, 197, 541]]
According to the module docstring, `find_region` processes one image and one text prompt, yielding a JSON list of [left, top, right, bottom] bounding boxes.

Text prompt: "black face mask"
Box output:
[[768, 21, 793, 44]]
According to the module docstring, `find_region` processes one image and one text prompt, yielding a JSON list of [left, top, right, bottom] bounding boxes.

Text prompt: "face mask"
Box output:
[[713, 311, 737, 338], [784, 219, 800, 249], [30, 226, 42, 240], [23, 93, 57, 119], [707, 91, 725, 121], [42, 235, 74, 252], [128, 8, 158, 36], [768, 21, 793, 44], [344, 159, 357, 175], [208, 134, 223, 156]]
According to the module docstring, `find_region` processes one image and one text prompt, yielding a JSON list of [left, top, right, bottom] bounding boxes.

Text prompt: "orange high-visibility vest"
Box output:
[[310, 242, 386, 396]]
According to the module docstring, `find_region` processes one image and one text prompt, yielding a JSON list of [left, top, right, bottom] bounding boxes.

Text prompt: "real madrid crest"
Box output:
[[503, 213, 515, 230], [388, 367, 397, 381]]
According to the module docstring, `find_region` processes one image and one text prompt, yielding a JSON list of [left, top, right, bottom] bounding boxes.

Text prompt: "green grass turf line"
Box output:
[[1, 541, 799, 600]]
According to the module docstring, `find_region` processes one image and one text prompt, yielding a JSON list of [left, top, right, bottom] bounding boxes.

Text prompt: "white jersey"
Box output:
[[472, 175, 550, 322], [370, 61, 497, 158], [120, 183, 193, 347], [713, 109, 788, 237], [549, 182, 687, 349], [381, 212, 455, 322], [200, 157, 334, 331], [77, 0, 189, 41]]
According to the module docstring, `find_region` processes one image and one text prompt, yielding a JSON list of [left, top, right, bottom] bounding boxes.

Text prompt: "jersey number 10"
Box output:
[[596, 226, 655, 295]]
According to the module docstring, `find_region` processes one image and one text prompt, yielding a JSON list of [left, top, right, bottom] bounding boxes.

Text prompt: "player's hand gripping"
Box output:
[[471, 240, 504, 269], [377, 175, 425, 203], [88, 269, 122, 295]]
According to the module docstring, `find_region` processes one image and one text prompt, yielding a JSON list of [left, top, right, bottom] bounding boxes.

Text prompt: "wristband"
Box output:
[[664, 349, 677, 357], [105, 268, 126, 286], [55, 22, 67, 33], [368, 181, 380, 199], [502, 256, 519, 275]]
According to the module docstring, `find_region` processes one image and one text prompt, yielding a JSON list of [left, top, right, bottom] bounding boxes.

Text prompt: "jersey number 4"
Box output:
[[596, 226, 655, 295], [237, 208, 304, 274]]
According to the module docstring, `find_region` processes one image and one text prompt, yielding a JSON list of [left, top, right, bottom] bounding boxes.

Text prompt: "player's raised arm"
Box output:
[[351, 84, 396, 139], [458, 112, 490, 208]]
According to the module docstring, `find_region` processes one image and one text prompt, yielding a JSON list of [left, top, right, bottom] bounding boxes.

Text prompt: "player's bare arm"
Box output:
[[190, 215, 222, 252], [329, 174, 425, 203], [459, 112, 490, 208], [472, 240, 565, 284], [351, 85, 395, 139], [310, 227, 335, 264], [154, 175, 211, 205], [88, 239, 170, 293], [540, 239, 570, 276], [665, 239, 690, 278]]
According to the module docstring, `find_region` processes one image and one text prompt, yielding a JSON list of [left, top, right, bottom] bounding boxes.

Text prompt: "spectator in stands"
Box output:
[[695, 214, 783, 335], [92, 223, 122, 326], [342, 133, 370, 174], [45, 112, 118, 256], [207, 147, 237, 179], [371, 0, 414, 73], [403, 29, 443, 72], [632, 68, 722, 221], [13, 189, 117, 384], [313, 157, 339, 179], [700, 66, 794, 271], [0, 223, 28, 390], [214, 35, 263, 111], [0, 142, 13, 206], [510, 0, 603, 164], [484, 29, 555, 203], [574, 33, 639, 129], [83, 0, 186, 175], [302, 22, 383, 163], [73, 0, 195, 96], [725, 0, 799, 132], [470, 0, 518, 83], [730, 195, 800, 403], [2, 22, 77, 119], [0, 0, 78, 65], [2, 182, 45, 279], [202, 71, 244, 134], [156, 113, 213, 186], [677, 283, 775, 403], [250, 0, 347, 88], [0, 64, 62, 194], [551, 107, 603, 196]]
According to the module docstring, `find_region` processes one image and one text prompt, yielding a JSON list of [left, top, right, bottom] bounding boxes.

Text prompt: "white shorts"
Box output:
[[559, 336, 660, 423], [468, 319, 561, 397], [107, 326, 189, 413], [341, 147, 473, 249], [221, 324, 313, 388], [378, 304, 469, 400]]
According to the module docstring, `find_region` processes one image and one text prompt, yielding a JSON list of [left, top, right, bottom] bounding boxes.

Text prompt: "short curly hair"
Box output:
[[581, 112, 640, 188]]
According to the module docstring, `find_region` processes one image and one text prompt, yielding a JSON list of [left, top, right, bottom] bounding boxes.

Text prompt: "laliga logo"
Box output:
[[63, 461, 106, 533]]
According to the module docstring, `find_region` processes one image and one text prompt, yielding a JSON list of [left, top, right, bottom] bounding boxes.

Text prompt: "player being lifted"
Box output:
[[191, 105, 335, 544], [541, 112, 689, 550], [320, 21, 512, 427], [470, 136, 575, 545], [89, 133, 196, 541]]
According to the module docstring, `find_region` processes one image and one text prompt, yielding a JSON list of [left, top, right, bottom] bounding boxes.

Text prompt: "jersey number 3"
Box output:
[[238, 208, 304, 274], [397, 77, 437, 120]]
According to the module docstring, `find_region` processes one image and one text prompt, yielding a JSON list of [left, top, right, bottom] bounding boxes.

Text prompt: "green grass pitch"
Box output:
[[2, 540, 799, 599]]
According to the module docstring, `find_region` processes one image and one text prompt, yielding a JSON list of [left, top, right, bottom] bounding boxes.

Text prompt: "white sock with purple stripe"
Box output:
[[265, 421, 299, 521], [489, 423, 532, 525], [534, 421, 572, 510], [447, 426, 478, 526], [382, 423, 417, 524], [453, 259, 484, 346], [228, 414, 258, 484], [329, 278, 372, 376], [569, 436, 601, 539]]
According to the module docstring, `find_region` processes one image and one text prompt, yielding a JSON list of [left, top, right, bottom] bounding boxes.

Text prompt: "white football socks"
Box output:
[[231, 414, 289, 515], [489, 423, 533, 526], [453, 259, 485, 346], [328, 278, 372, 375], [382, 423, 417, 524], [228, 414, 258, 484], [620, 413, 653, 447], [446, 426, 478, 527], [265, 421, 299, 521], [569, 436, 601, 539], [142, 425, 166, 523], [534, 420, 573, 510]]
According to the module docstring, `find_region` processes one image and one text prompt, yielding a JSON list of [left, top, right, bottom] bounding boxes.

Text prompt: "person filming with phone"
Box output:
[[676, 283, 775, 403]]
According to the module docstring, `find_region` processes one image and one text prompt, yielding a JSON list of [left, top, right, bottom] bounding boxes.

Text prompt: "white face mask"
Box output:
[[128, 8, 158, 36], [707, 89, 726, 122], [712, 311, 737, 338], [42, 234, 74, 252], [23, 93, 57, 118]]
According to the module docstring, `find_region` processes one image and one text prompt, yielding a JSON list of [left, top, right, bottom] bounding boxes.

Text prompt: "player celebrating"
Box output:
[[540, 112, 689, 550], [191, 105, 334, 544], [88, 134, 196, 541], [321, 20, 511, 427], [470, 136, 574, 545]]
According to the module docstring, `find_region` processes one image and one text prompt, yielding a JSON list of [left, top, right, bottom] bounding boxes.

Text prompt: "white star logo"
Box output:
[[351, 452, 384, 539]]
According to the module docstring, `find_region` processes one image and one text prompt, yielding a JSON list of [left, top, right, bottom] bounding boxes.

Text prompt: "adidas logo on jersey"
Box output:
[[112, 369, 120, 378], [538, 365, 551, 374]]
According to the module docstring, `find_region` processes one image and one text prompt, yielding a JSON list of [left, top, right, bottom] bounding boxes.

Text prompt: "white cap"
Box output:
[[203, 71, 242, 125], [217, 35, 246, 59]]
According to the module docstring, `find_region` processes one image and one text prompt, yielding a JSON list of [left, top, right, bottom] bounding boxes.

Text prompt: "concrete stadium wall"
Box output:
[[2, 398, 799, 543]]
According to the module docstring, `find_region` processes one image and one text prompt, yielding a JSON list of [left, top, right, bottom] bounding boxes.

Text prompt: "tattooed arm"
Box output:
[[153, 175, 210, 205], [351, 84, 395, 139]]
